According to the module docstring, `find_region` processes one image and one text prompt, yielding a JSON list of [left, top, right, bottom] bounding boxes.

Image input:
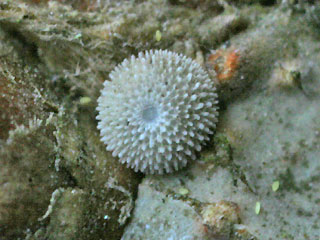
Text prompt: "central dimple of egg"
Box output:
[[142, 105, 159, 123]]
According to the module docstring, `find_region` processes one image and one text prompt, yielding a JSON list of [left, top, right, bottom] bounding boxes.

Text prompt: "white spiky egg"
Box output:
[[96, 50, 218, 174]]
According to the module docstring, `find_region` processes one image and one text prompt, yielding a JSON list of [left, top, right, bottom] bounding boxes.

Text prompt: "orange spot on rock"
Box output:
[[208, 48, 240, 83]]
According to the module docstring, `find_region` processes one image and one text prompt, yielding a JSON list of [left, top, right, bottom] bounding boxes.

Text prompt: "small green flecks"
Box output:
[[255, 201, 261, 215], [74, 33, 82, 39], [155, 30, 162, 41], [272, 181, 280, 192], [79, 97, 91, 105], [178, 187, 189, 195]]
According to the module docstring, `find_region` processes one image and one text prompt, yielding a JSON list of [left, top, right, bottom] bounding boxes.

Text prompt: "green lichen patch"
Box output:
[[200, 132, 232, 166]]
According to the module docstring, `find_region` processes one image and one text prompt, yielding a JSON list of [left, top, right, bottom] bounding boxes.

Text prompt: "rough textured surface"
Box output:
[[0, 0, 319, 239], [0, 1, 141, 239]]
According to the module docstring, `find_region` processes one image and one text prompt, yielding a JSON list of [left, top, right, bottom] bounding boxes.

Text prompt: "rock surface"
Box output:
[[0, 0, 319, 239]]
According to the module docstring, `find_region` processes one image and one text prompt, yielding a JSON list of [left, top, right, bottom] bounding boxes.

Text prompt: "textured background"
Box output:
[[0, 0, 319, 239]]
